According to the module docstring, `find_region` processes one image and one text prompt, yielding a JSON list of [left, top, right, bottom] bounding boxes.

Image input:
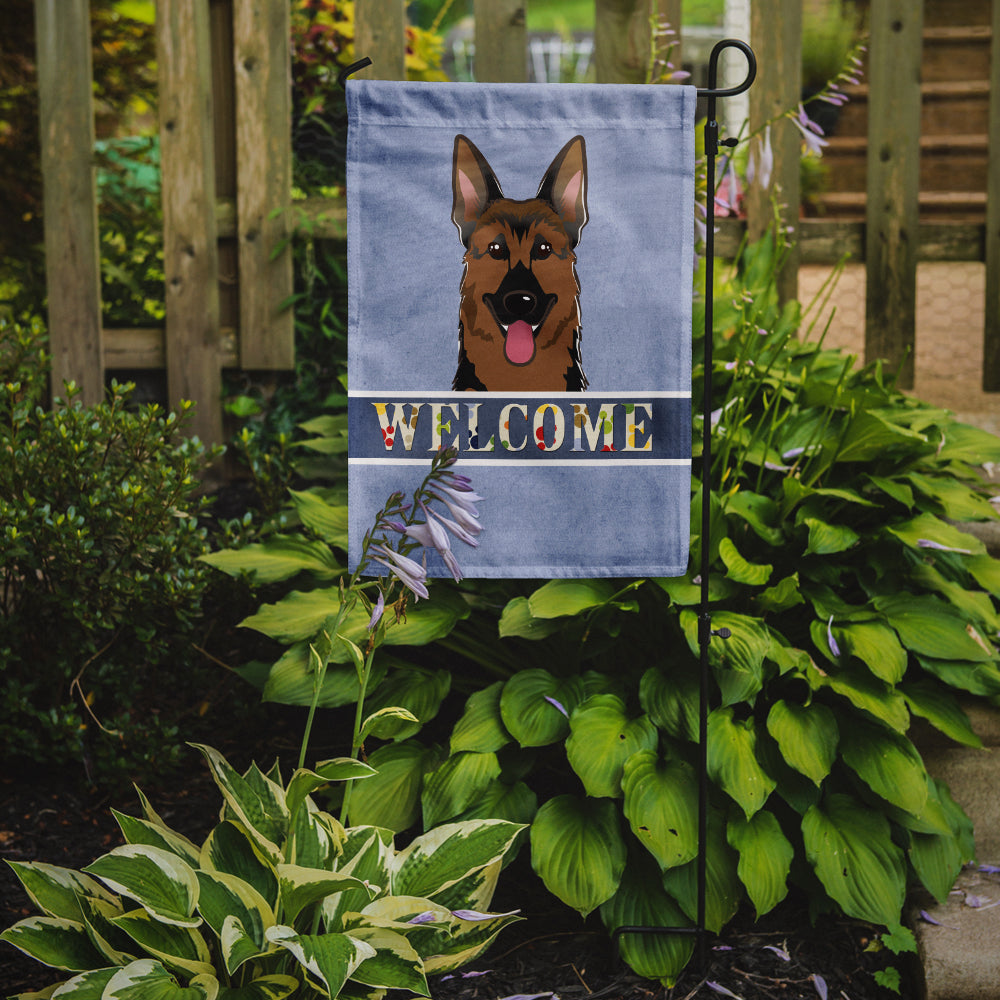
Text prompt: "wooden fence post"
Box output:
[[746, 0, 801, 305], [983, 0, 1000, 390], [354, 0, 407, 80], [594, 0, 653, 84], [865, 0, 923, 389], [34, 0, 104, 405], [474, 0, 527, 83], [233, 0, 294, 370], [157, 0, 223, 445]]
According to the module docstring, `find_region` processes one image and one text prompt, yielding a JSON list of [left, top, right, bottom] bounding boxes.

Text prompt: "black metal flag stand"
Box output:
[[340, 37, 758, 974]]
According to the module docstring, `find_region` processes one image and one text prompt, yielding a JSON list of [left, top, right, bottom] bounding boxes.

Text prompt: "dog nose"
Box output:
[[504, 292, 536, 317]]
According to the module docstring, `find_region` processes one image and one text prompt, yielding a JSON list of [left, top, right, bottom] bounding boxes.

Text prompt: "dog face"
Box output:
[[451, 135, 588, 392]]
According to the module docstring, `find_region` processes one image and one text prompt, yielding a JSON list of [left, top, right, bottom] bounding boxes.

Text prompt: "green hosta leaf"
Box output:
[[0, 916, 107, 971], [111, 908, 214, 978], [765, 701, 838, 786], [599, 853, 694, 987], [565, 695, 658, 798], [195, 871, 273, 974], [809, 661, 910, 732], [346, 926, 428, 994], [191, 746, 287, 862], [680, 610, 770, 706], [661, 810, 741, 933], [285, 759, 376, 822], [103, 959, 218, 1000], [200, 822, 278, 910], [911, 562, 1000, 632], [886, 512, 985, 556], [499, 670, 584, 747], [755, 573, 804, 614], [277, 865, 374, 925], [839, 718, 928, 816], [906, 472, 998, 522], [909, 823, 966, 905], [866, 474, 914, 509], [718, 537, 772, 585], [265, 926, 375, 997], [347, 740, 442, 832], [707, 708, 775, 818], [727, 811, 793, 918], [260, 643, 386, 709], [835, 410, 927, 463], [639, 664, 699, 742], [112, 812, 201, 868], [362, 667, 451, 740], [450, 682, 511, 753], [527, 579, 616, 618], [621, 751, 698, 871], [393, 820, 524, 901], [901, 680, 982, 748], [874, 594, 995, 662], [288, 488, 349, 546], [967, 553, 1000, 597], [200, 535, 341, 584], [216, 975, 299, 1000], [655, 572, 736, 606], [497, 596, 564, 639], [803, 517, 859, 556], [935, 421, 1000, 464], [4, 862, 118, 922], [453, 779, 538, 827], [421, 751, 502, 828], [916, 655, 1000, 697], [530, 795, 626, 917], [802, 793, 906, 926], [724, 490, 784, 545], [835, 621, 907, 684], [84, 846, 200, 928]]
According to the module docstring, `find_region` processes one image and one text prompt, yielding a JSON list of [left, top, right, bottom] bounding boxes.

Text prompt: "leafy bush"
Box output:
[[0, 317, 220, 782], [211, 234, 1000, 984], [1, 743, 524, 997]]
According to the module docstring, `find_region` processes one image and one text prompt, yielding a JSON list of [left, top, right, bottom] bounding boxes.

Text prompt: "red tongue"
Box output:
[[505, 320, 535, 364]]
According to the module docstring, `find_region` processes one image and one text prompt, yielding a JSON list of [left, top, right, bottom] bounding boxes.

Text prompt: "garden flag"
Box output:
[[346, 80, 696, 577]]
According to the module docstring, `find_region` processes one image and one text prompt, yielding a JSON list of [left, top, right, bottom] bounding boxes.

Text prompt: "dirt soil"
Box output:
[[1, 733, 913, 1000]]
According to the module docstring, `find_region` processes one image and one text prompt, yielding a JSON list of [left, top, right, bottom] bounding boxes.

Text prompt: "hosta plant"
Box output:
[[1, 744, 523, 999]]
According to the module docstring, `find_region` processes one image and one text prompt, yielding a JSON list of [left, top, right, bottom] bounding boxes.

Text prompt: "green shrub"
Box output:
[[0, 317, 220, 783], [1, 743, 524, 997]]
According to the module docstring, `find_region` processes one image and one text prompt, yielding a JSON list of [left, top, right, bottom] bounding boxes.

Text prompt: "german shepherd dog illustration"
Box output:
[[451, 134, 588, 391]]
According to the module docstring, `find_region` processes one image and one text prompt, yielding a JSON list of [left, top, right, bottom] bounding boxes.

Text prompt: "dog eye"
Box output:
[[533, 241, 553, 260], [488, 241, 507, 260]]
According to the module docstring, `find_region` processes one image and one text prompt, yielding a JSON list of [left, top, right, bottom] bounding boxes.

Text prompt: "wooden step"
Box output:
[[813, 190, 987, 222], [922, 25, 992, 83]]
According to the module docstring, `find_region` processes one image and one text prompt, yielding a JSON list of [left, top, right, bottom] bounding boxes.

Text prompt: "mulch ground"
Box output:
[[1, 733, 913, 1000]]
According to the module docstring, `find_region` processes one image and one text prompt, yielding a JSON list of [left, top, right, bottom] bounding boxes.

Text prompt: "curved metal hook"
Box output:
[[338, 56, 373, 90], [696, 39, 756, 98]]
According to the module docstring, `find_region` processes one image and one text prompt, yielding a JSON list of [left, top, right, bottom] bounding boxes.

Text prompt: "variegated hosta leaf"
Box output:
[[110, 908, 214, 979], [421, 906, 523, 975], [0, 916, 107, 971], [288, 802, 343, 870], [345, 926, 429, 995], [200, 822, 278, 910], [323, 829, 393, 931], [112, 811, 201, 868], [391, 820, 524, 901], [661, 810, 742, 934], [195, 871, 274, 974], [838, 718, 929, 817], [727, 810, 793, 917], [214, 974, 299, 999], [265, 925, 375, 998], [191, 746, 287, 863], [765, 700, 838, 786], [450, 681, 511, 754], [83, 845, 200, 928], [347, 740, 442, 832], [421, 860, 501, 917], [285, 760, 375, 823], [529, 795, 626, 917], [565, 695, 658, 799], [102, 958, 218, 999], [706, 707, 776, 818], [276, 865, 375, 925], [420, 752, 501, 829], [499, 669, 584, 747], [599, 854, 694, 987], [4, 861, 118, 922], [43, 966, 118, 997], [362, 667, 451, 741], [77, 894, 136, 966], [802, 793, 906, 926], [621, 751, 699, 871]]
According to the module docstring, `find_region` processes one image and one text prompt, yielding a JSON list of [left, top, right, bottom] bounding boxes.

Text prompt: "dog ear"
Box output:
[[452, 135, 504, 247], [536, 135, 588, 247]]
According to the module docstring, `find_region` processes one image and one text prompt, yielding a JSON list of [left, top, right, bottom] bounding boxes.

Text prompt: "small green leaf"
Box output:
[[765, 700, 838, 786], [527, 579, 616, 618], [200, 535, 341, 584], [803, 517, 859, 555], [639, 664, 699, 742], [875, 594, 994, 662], [707, 707, 776, 818], [839, 718, 929, 817], [347, 740, 441, 832], [499, 670, 583, 747], [727, 811, 793, 917], [718, 537, 773, 585], [450, 682, 511, 754], [498, 597, 564, 639], [421, 751, 502, 829], [288, 489, 348, 547]]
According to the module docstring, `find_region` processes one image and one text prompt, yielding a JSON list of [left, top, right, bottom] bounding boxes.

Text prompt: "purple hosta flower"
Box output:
[[429, 507, 479, 547], [367, 591, 385, 631], [407, 911, 438, 925], [371, 544, 429, 600], [917, 538, 973, 555], [919, 909, 958, 929], [544, 695, 569, 718], [415, 500, 463, 582], [827, 615, 841, 657], [812, 974, 828, 1000], [441, 970, 493, 982], [451, 908, 521, 921], [715, 156, 742, 215], [429, 489, 482, 537], [707, 982, 742, 999], [763, 944, 791, 962], [791, 104, 829, 156], [747, 125, 774, 190], [979, 864, 1000, 874]]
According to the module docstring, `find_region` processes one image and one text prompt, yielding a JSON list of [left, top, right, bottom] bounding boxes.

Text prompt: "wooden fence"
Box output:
[[33, 0, 1000, 445]]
